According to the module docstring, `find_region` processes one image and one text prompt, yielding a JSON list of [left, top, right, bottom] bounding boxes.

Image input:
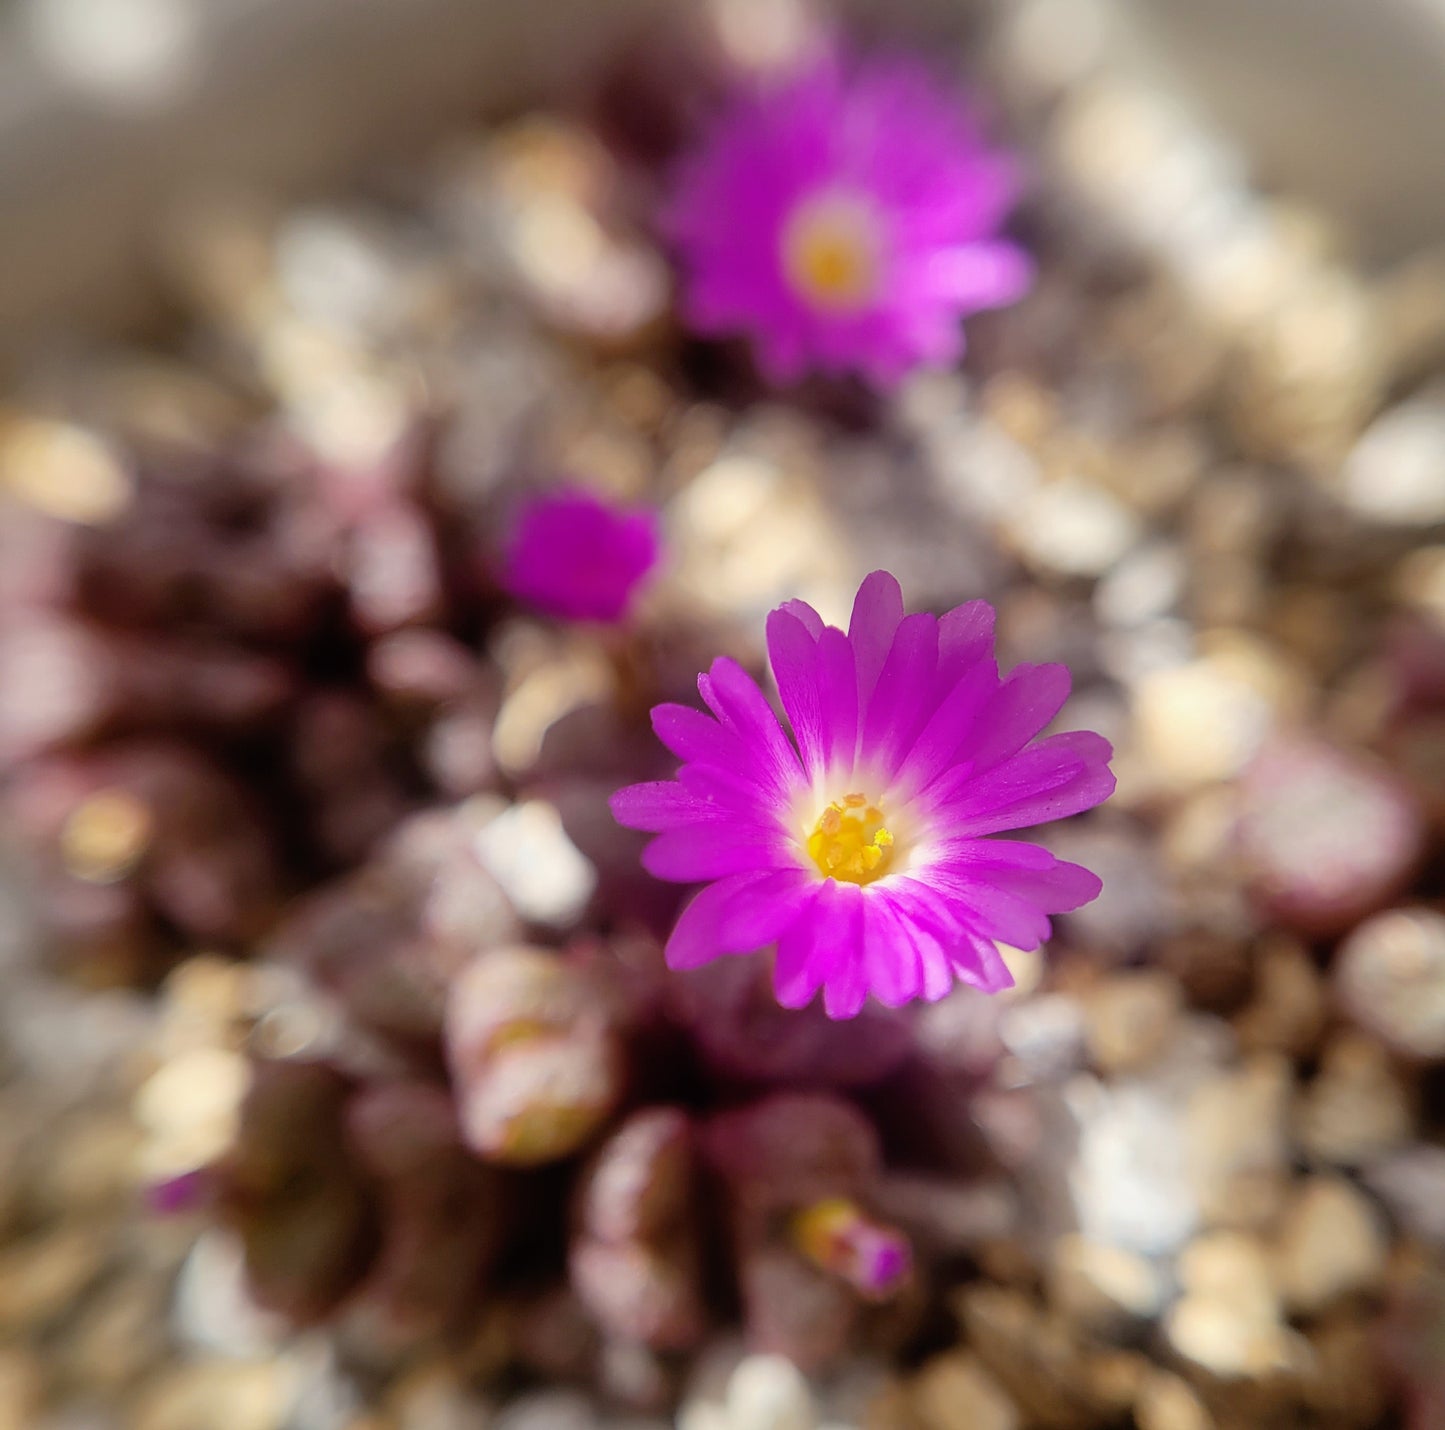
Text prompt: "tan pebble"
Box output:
[[1177, 1231, 1279, 1322], [129, 1360, 291, 1430], [0, 1348, 43, 1430], [1295, 1034, 1414, 1167], [1187, 1057, 1292, 1230], [1164, 1295, 1300, 1381], [911, 1353, 1019, 1430], [1136, 1370, 1215, 1430], [1275, 1176, 1388, 1314], [1084, 971, 1182, 1074], [55, 1269, 170, 1394], [1049, 1235, 1166, 1332], [1133, 634, 1306, 788], [1234, 938, 1327, 1059], [32, 1112, 142, 1216], [0, 1225, 105, 1331]]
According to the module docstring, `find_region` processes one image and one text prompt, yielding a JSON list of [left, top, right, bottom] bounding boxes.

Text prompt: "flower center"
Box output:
[[781, 191, 884, 313], [807, 792, 895, 884]]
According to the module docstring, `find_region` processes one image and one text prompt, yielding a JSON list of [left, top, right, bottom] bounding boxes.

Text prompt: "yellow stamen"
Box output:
[[781, 192, 883, 313], [806, 792, 895, 885]]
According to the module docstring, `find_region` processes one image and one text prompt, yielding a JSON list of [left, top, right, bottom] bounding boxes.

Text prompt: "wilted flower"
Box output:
[[666, 50, 1031, 387], [500, 487, 661, 623], [611, 571, 1113, 1017]]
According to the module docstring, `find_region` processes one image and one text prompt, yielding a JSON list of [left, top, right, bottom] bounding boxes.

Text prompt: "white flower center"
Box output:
[[781, 190, 885, 313]]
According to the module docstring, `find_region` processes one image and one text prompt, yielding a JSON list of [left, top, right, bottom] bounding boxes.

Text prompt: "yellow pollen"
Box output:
[[807, 793, 895, 885], [782, 192, 883, 313]]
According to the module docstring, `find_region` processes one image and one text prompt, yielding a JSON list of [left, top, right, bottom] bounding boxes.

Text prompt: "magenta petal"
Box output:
[[815, 626, 860, 773], [849, 571, 905, 712], [642, 826, 792, 882], [767, 609, 828, 780], [937, 599, 996, 688], [861, 611, 939, 780], [717, 869, 818, 949], [901, 658, 998, 795], [819, 883, 869, 1020], [947, 929, 1016, 993], [951, 840, 1103, 911], [928, 242, 1035, 310], [928, 873, 1053, 951], [947, 732, 1116, 835], [778, 599, 826, 639], [860, 892, 924, 1008], [501, 488, 659, 623], [652, 703, 740, 767], [963, 663, 1072, 772], [700, 658, 804, 792], [666, 873, 774, 969], [774, 929, 825, 1009], [610, 781, 727, 832], [773, 880, 859, 1012]]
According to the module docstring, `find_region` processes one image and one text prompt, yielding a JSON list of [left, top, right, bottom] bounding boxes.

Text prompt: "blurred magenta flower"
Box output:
[[665, 52, 1031, 387], [501, 487, 661, 623], [611, 572, 1113, 1017]]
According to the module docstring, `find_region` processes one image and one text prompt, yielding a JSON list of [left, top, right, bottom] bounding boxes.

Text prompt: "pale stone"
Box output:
[[1135, 1370, 1215, 1430], [911, 1353, 1020, 1430], [724, 1355, 818, 1430], [1342, 388, 1445, 526], [1187, 1056, 1292, 1230], [1083, 971, 1182, 1074], [1275, 1177, 1388, 1314], [1049, 1234, 1167, 1332], [1295, 1034, 1413, 1167]]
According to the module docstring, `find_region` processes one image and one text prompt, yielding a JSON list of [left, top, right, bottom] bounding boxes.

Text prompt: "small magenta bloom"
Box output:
[[611, 573, 1114, 1018], [665, 52, 1032, 387], [501, 487, 661, 623]]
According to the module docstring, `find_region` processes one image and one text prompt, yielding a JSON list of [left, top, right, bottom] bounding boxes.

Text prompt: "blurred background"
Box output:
[[1, 1, 1445, 1428]]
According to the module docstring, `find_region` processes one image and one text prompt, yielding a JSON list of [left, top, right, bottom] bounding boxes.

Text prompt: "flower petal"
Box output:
[[947, 839, 1103, 912], [610, 780, 729, 832], [773, 879, 867, 1016], [963, 663, 1072, 773], [947, 928, 1017, 993], [642, 826, 794, 882], [928, 731, 1115, 834], [936, 598, 996, 688], [862, 612, 939, 781], [699, 657, 804, 794], [717, 869, 819, 950], [848, 571, 905, 713], [651, 703, 741, 767], [665, 873, 775, 970], [860, 890, 924, 1008], [898, 657, 998, 796], [778, 599, 825, 639], [767, 608, 827, 781]]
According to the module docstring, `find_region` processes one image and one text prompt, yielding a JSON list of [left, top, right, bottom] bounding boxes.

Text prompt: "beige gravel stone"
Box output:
[[1295, 1034, 1414, 1168], [1135, 1370, 1215, 1430], [1275, 1176, 1388, 1314], [911, 1353, 1019, 1430], [1049, 1234, 1167, 1332], [1083, 971, 1182, 1074], [0, 1224, 106, 1332]]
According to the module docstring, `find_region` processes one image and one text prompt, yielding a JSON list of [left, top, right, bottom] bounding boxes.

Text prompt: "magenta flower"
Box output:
[[611, 573, 1113, 1018], [500, 488, 661, 624], [665, 52, 1032, 387]]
